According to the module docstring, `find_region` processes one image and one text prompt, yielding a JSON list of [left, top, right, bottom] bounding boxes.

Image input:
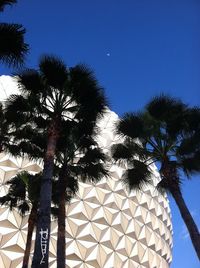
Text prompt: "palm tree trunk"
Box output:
[[161, 161, 200, 260], [171, 188, 200, 260], [22, 203, 37, 268], [32, 120, 60, 268], [57, 171, 66, 268]]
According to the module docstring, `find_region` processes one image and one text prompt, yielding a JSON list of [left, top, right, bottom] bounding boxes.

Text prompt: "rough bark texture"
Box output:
[[31, 120, 60, 268], [22, 203, 37, 268], [57, 170, 67, 268], [161, 161, 200, 260]]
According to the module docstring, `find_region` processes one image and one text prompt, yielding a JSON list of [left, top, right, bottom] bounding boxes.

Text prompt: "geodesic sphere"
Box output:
[[0, 76, 172, 268]]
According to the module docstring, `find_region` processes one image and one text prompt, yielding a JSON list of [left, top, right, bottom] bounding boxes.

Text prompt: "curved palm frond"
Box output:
[[78, 147, 107, 164], [184, 107, 200, 131], [123, 160, 152, 191], [0, 172, 28, 215], [17, 69, 43, 95], [112, 143, 134, 162], [146, 94, 186, 121], [72, 162, 108, 183], [0, 23, 28, 66], [146, 95, 189, 138], [117, 112, 145, 139], [71, 64, 108, 121], [180, 152, 200, 176], [39, 55, 68, 89], [177, 133, 200, 156], [5, 94, 33, 124], [18, 201, 30, 215]]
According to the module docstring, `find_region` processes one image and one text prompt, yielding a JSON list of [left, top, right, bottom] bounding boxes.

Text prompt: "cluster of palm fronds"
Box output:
[[0, 0, 28, 67]]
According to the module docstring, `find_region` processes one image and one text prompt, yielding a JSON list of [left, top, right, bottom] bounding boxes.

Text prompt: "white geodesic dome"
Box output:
[[0, 76, 172, 268]]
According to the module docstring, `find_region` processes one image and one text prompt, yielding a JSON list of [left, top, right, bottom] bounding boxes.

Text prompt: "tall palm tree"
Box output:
[[7, 110, 108, 268], [5, 55, 107, 268], [0, 171, 41, 268], [112, 95, 200, 260], [54, 128, 108, 268], [0, 0, 29, 67]]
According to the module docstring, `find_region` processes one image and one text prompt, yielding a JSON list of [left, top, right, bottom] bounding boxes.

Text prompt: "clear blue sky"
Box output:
[[1, 1, 200, 267]]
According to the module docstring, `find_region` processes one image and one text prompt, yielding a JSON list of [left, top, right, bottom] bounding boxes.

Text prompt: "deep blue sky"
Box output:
[[1, 1, 200, 267]]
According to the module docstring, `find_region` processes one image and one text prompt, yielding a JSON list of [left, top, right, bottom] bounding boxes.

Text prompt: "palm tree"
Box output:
[[5, 55, 107, 268], [112, 95, 200, 260], [0, 171, 41, 268], [0, 0, 28, 67], [54, 129, 108, 268], [6, 109, 108, 268]]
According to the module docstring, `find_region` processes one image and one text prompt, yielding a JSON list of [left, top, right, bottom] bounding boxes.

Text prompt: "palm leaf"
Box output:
[[146, 95, 186, 121], [39, 55, 68, 89], [18, 201, 30, 216], [5, 94, 32, 124], [180, 152, 200, 176], [17, 69, 43, 95], [78, 147, 107, 164], [70, 64, 107, 120], [111, 143, 133, 161], [0, 23, 28, 66], [123, 160, 152, 191], [117, 112, 145, 139]]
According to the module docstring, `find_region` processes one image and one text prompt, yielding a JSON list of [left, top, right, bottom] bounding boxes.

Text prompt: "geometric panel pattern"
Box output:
[[0, 76, 172, 267]]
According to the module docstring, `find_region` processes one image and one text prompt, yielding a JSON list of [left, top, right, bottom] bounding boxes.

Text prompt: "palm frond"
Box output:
[[17, 69, 43, 95], [184, 107, 200, 132], [71, 64, 107, 120], [5, 94, 32, 124], [78, 147, 107, 164], [117, 112, 144, 139], [0, 23, 28, 66], [177, 134, 200, 156], [123, 160, 152, 191], [18, 201, 30, 216], [72, 163, 109, 184], [39, 55, 68, 89], [6, 175, 26, 199], [111, 143, 133, 161], [180, 152, 200, 176], [146, 94, 187, 121], [0, 195, 16, 208]]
